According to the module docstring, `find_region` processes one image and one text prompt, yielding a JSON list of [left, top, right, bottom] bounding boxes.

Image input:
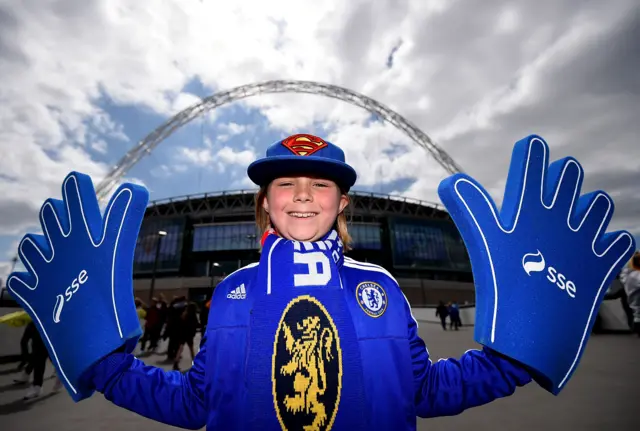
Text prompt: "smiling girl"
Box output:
[[87, 133, 531, 430]]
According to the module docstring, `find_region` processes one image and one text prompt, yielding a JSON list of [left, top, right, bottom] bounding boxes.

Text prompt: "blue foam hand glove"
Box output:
[[6, 172, 149, 402], [438, 135, 636, 395]]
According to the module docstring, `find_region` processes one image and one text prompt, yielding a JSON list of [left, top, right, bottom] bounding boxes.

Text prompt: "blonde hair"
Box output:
[[254, 185, 353, 252]]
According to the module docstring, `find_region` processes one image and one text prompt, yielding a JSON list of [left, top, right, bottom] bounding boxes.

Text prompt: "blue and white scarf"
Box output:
[[257, 228, 345, 295], [245, 229, 368, 429]]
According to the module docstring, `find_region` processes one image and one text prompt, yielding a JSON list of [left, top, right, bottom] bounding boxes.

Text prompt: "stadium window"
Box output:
[[390, 219, 450, 268], [193, 223, 261, 251], [133, 218, 185, 273], [192, 261, 209, 277], [442, 229, 471, 270], [349, 223, 382, 250]]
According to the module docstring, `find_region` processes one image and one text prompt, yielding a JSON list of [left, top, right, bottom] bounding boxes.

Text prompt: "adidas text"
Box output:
[[227, 284, 246, 300]]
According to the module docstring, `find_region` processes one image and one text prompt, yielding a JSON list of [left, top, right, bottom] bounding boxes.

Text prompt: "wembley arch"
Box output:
[[95, 80, 464, 202]]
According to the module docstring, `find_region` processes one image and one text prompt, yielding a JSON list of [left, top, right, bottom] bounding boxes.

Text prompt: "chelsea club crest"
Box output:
[[356, 282, 387, 318]]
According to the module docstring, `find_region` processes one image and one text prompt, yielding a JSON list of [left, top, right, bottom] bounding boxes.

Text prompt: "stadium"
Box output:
[[1, 81, 478, 312], [0, 80, 631, 330], [106, 81, 477, 310], [132, 188, 475, 308]]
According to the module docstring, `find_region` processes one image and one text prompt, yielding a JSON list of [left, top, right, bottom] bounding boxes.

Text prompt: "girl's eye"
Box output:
[[314, 182, 329, 188]]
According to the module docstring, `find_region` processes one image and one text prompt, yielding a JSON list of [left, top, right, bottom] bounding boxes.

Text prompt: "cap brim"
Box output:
[[247, 155, 357, 190]]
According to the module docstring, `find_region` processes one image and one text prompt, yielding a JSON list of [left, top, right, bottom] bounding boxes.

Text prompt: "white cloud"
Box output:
[[0, 143, 109, 235], [150, 163, 190, 179], [91, 139, 108, 154], [90, 111, 129, 142], [216, 121, 252, 143], [174, 144, 256, 172], [217, 146, 256, 166], [229, 175, 258, 191], [432, 13, 614, 143], [177, 147, 215, 167], [171, 92, 202, 115], [495, 7, 521, 34], [219, 122, 248, 136]]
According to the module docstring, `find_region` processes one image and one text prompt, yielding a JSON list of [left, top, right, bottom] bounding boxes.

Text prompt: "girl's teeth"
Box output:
[[291, 212, 316, 218]]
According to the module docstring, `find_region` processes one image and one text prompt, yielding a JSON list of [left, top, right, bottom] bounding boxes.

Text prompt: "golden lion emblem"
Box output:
[[273, 296, 342, 431]]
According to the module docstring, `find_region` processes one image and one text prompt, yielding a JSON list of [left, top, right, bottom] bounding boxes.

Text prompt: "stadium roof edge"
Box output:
[[148, 189, 445, 211]]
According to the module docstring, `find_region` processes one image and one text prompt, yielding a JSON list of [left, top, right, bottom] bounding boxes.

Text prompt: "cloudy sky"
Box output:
[[0, 0, 638, 281]]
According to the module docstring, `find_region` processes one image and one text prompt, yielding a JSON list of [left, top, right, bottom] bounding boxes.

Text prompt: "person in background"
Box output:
[[17, 322, 33, 370], [198, 294, 212, 349], [165, 295, 188, 361], [449, 301, 461, 330], [156, 293, 169, 347], [200, 292, 212, 332], [134, 297, 147, 321], [602, 274, 633, 332], [449, 301, 462, 331], [435, 301, 449, 330], [140, 298, 163, 353], [173, 302, 200, 371], [620, 250, 640, 337], [13, 321, 63, 399]]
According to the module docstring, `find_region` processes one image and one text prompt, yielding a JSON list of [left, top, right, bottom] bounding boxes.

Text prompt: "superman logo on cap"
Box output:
[[281, 134, 328, 156]]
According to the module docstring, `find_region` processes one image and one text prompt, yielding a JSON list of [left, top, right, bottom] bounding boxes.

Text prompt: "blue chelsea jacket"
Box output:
[[87, 257, 531, 430]]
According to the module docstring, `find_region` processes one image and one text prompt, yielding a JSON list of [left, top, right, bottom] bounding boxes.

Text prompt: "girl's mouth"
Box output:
[[288, 212, 318, 218]]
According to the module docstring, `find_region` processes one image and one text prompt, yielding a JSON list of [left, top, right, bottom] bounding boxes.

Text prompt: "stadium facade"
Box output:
[[132, 189, 476, 307]]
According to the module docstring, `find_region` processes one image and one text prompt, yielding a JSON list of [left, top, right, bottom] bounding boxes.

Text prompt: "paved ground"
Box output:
[[0, 322, 637, 431]]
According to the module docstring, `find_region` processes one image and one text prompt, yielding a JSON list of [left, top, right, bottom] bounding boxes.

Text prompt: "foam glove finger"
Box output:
[[438, 173, 504, 242], [101, 182, 149, 343], [572, 191, 613, 242], [18, 233, 52, 278], [439, 173, 504, 339], [40, 198, 68, 247], [101, 182, 149, 251], [597, 231, 635, 280], [545, 157, 583, 213], [6, 270, 37, 303], [499, 135, 548, 226], [62, 172, 103, 244]]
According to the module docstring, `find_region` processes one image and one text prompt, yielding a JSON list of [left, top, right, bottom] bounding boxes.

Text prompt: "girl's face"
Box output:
[[262, 176, 348, 242]]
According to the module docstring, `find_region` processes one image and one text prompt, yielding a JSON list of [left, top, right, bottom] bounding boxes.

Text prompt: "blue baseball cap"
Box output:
[[247, 134, 358, 191]]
